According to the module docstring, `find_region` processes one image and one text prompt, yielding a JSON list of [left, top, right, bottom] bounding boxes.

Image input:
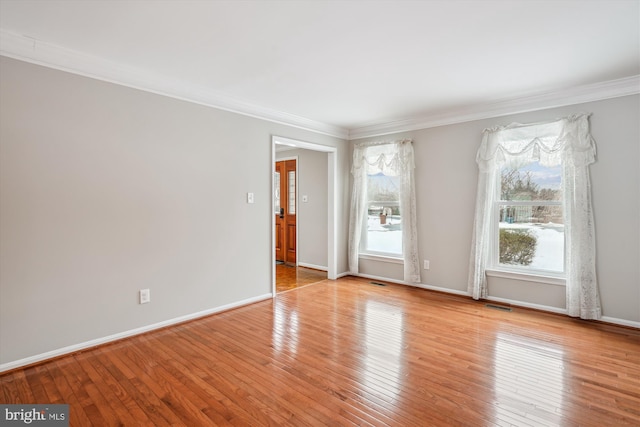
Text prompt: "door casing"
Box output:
[[271, 136, 337, 296]]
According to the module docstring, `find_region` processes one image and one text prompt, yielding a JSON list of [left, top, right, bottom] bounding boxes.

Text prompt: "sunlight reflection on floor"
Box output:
[[493, 332, 565, 426], [362, 300, 404, 401]]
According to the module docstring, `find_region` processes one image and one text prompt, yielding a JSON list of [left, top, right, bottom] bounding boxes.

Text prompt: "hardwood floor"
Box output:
[[276, 264, 327, 293], [2, 276, 639, 426]]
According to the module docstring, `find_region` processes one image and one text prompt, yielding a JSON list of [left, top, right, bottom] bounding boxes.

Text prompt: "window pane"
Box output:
[[501, 161, 562, 201], [499, 205, 564, 273], [288, 170, 295, 215], [274, 171, 280, 214], [365, 172, 401, 255]]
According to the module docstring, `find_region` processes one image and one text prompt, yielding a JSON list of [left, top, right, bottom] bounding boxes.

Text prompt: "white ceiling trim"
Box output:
[[0, 30, 349, 139], [1, 30, 638, 142], [348, 75, 640, 140]]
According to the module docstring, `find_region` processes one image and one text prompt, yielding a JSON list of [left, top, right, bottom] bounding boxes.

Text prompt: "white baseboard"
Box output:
[[484, 297, 640, 328], [297, 262, 328, 271], [410, 282, 470, 297], [0, 293, 273, 373], [353, 272, 406, 285], [484, 295, 567, 315], [353, 273, 470, 296], [601, 316, 640, 329], [352, 273, 639, 329]]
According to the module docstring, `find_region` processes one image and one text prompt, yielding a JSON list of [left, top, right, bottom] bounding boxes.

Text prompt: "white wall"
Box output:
[[276, 149, 329, 269], [353, 95, 640, 324], [0, 57, 350, 368]]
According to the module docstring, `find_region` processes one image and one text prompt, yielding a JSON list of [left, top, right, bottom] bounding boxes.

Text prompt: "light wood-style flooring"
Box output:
[[276, 264, 327, 293], [2, 276, 639, 426]]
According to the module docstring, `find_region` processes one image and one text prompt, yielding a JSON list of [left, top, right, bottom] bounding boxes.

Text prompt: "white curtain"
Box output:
[[349, 139, 421, 283], [468, 113, 601, 319]]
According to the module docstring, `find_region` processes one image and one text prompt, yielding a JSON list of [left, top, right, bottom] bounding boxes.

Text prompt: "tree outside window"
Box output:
[[497, 161, 564, 273]]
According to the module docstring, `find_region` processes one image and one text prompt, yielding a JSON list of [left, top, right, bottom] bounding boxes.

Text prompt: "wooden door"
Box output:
[[275, 160, 296, 265]]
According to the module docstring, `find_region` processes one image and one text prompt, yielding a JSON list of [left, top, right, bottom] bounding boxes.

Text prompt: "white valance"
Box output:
[[352, 139, 415, 177], [476, 113, 597, 171]]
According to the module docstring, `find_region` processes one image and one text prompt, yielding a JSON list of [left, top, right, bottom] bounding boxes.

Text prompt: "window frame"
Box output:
[[359, 160, 403, 260], [360, 198, 403, 259], [490, 168, 566, 281]]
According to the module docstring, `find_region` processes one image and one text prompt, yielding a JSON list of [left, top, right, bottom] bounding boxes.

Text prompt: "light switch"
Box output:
[[247, 192, 254, 204], [302, 195, 308, 203]]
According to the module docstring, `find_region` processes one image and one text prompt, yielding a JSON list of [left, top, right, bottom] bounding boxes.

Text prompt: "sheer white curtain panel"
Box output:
[[348, 140, 421, 283], [468, 113, 601, 319]]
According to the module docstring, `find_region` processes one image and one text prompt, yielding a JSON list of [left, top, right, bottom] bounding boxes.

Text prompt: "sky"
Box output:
[[504, 161, 562, 191]]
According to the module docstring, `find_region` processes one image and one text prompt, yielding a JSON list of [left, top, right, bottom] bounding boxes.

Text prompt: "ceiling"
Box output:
[[1, 0, 638, 139]]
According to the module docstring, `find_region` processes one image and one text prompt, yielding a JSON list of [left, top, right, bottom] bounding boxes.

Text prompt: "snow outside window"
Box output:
[[496, 161, 564, 275], [362, 146, 402, 256]]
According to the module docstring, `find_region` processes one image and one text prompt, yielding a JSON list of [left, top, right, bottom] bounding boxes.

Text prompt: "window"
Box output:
[[496, 160, 564, 274], [361, 144, 402, 256], [349, 140, 421, 283], [468, 114, 601, 319]]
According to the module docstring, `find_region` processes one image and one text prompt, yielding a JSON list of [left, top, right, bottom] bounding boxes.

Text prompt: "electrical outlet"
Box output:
[[424, 260, 430, 270], [139, 289, 150, 304]]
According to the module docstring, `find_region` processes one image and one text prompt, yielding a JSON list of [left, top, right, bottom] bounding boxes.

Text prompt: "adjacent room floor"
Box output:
[[275, 264, 327, 293]]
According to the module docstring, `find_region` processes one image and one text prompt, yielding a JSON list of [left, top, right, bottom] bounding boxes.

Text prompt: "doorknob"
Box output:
[[280, 208, 285, 219]]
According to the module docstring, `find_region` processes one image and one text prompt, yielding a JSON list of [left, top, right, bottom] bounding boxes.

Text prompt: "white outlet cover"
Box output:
[[139, 289, 151, 304]]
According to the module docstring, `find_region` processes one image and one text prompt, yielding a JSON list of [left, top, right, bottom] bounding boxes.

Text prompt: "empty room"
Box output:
[[1, 1, 639, 426]]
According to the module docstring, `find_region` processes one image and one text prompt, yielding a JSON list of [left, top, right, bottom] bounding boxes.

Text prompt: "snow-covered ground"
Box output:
[[366, 215, 402, 254], [365, 215, 564, 273], [500, 222, 564, 272]]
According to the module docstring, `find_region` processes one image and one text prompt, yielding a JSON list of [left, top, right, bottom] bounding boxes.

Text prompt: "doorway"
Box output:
[[271, 136, 337, 296]]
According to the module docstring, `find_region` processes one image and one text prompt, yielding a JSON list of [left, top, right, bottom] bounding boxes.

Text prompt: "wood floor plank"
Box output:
[[74, 353, 138, 426], [174, 326, 353, 426], [146, 332, 295, 426], [2, 276, 639, 426]]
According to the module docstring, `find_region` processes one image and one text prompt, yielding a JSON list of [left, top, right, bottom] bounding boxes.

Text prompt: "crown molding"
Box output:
[[348, 75, 640, 140], [2, 30, 638, 142], [0, 30, 349, 140]]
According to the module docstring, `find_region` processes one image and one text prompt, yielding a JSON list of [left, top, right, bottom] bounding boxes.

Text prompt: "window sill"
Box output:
[[359, 254, 404, 264], [486, 269, 566, 286]]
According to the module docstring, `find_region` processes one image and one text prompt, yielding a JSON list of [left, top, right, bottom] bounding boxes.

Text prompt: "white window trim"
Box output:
[[486, 268, 566, 286], [360, 214, 403, 259], [490, 179, 566, 280], [360, 178, 402, 258], [359, 253, 404, 264]]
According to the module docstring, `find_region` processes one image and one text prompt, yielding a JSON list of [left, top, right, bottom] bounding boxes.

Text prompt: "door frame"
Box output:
[[271, 136, 337, 295]]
